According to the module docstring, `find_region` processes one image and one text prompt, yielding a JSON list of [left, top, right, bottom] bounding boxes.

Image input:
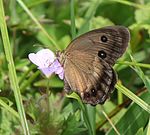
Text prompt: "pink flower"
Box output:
[[28, 49, 64, 79]]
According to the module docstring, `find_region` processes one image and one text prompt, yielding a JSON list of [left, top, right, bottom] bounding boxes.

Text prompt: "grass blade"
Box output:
[[0, 1, 30, 134], [70, 0, 76, 39], [78, 0, 102, 35], [129, 54, 150, 92], [116, 82, 150, 114], [100, 106, 120, 135], [0, 98, 20, 119], [109, 0, 149, 9], [117, 61, 150, 69], [107, 91, 150, 135], [67, 93, 93, 135], [16, 0, 60, 50], [147, 117, 150, 135]]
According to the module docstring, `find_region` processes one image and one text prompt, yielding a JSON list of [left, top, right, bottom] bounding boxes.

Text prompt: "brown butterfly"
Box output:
[[58, 26, 130, 106]]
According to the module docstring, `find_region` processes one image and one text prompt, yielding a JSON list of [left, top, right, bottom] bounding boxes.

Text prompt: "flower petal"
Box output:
[[28, 49, 64, 79], [38, 67, 55, 78], [51, 59, 64, 79], [58, 70, 64, 80], [28, 53, 42, 66], [28, 49, 55, 68], [55, 67, 63, 74]]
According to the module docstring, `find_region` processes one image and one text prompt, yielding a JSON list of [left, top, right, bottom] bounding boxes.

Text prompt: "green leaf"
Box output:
[[135, 128, 144, 135], [147, 117, 150, 135], [66, 92, 85, 112], [0, 109, 20, 135], [135, 3, 150, 24], [78, 0, 102, 35], [90, 16, 114, 29], [107, 92, 150, 135], [34, 76, 64, 88], [116, 83, 150, 114], [15, 59, 30, 70], [86, 105, 96, 135], [129, 54, 150, 93], [67, 92, 94, 135], [61, 114, 86, 135], [0, 98, 19, 119], [16, 0, 60, 50]]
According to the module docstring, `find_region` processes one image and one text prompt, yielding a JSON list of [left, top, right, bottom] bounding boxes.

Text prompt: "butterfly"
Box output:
[[58, 26, 130, 106]]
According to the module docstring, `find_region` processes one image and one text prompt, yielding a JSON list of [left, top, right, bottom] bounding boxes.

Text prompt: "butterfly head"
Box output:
[[56, 50, 66, 65]]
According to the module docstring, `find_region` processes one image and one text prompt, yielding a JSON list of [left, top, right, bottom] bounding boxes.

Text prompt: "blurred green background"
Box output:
[[0, 0, 150, 135]]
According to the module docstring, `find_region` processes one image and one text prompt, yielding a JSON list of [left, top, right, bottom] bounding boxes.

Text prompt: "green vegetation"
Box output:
[[0, 0, 150, 135]]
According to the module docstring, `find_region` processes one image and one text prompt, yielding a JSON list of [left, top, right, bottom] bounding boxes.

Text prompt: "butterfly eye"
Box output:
[[98, 50, 107, 59], [91, 89, 97, 97], [101, 35, 108, 42]]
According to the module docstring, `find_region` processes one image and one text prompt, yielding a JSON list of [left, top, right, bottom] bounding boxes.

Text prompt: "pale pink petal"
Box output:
[[58, 70, 64, 80], [38, 67, 55, 78], [28, 53, 42, 66], [28, 49, 64, 79], [55, 67, 63, 74], [28, 49, 55, 68], [36, 49, 55, 68]]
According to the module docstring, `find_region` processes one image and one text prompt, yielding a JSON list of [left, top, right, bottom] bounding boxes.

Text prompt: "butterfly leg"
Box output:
[[64, 78, 72, 94]]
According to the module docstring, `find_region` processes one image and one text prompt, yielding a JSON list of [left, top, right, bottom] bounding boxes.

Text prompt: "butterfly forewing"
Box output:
[[65, 26, 130, 66]]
